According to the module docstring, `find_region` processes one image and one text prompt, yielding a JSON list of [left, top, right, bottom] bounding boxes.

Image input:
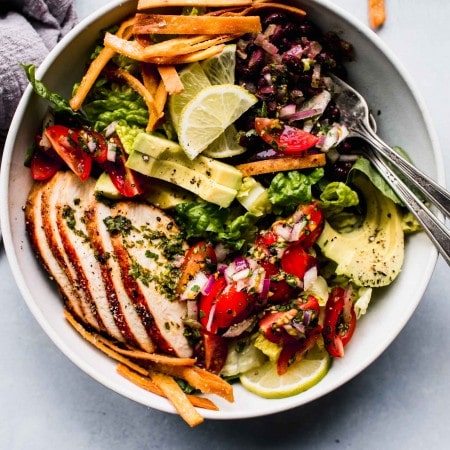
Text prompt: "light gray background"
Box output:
[[1, 1, 449, 449]]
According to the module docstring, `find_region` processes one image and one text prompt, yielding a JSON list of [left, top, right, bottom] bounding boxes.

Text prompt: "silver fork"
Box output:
[[330, 74, 450, 265]]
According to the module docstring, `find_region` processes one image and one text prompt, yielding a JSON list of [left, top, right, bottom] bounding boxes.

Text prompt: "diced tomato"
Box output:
[[322, 286, 357, 358], [44, 125, 92, 181], [281, 243, 316, 280], [201, 331, 228, 374], [30, 149, 63, 181], [276, 329, 321, 375], [103, 135, 144, 197], [199, 276, 254, 333], [260, 260, 295, 303], [296, 202, 324, 248], [255, 117, 319, 153], [78, 128, 108, 164], [258, 310, 296, 345], [176, 242, 217, 297], [199, 276, 227, 334]]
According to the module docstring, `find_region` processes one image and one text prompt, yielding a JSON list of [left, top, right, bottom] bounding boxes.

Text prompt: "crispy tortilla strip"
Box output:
[[134, 14, 261, 35], [117, 364, 219, 411], [241, 1, 306, 18], [148, 369, 205, 427], [64, 309, 149, 376], [145, 44, 225, 65], [141, 63, 160, 97], [157, 65, 184, 94], [95, 334, 196, 366], [138, 0, 252, 10], [106, 67, 160, 132], [156, 364, 234, 402], [104, 32, 236, 60], [236, 153, 326, 176], [69, 17, 135, 111], [141, 64, 167, 130], [368, 0, 386, 29]]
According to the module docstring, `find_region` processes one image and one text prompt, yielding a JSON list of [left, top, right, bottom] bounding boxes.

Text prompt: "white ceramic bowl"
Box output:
[[0, 0, 442, 420]]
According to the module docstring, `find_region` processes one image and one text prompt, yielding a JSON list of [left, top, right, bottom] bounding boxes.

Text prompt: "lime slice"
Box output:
[[200, 44, 236, 85], [168, 62, 211, 133], [239, 344, 331, 399], [203, 124, 246, 159], [178, 84, 257, 159]]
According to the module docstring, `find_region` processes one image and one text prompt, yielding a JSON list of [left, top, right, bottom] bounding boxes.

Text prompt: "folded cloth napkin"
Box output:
[[0, 0, 77, 152]]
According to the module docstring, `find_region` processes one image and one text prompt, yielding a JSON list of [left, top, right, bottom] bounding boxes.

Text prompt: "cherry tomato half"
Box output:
[[199, 276, 254, 333], [201, 331, 228, 374], [322, 286, 357, 358], [103, 135, 144, 197], [255, 117, 319, 153], [44, 125, 92, 181], [281, 243, 316, 280], [30, 148, 63, 181]]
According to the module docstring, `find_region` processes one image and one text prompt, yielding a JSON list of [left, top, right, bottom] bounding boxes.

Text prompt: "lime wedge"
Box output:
[[203, 124, 246, 159], [239, 344, 331, 399], [168, 62, 211, 133], [178, 84, 257, 159], [200, 44, 236, 85]]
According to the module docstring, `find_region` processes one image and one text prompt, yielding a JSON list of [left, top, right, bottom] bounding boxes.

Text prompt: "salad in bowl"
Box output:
[[1, 0, 438, 426]]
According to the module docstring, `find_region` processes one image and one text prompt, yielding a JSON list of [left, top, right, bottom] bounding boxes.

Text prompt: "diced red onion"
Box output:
[[284, 109, 321, 122], [260, 278, 271, 302], [289, 221, 307, 242], [201, 275, 216, 295], [87, 139, 97, 153], [273, 223, 292, 241], [221, 316, 256, 338], [205, 303, 216, 332], [279, 104, 297, 118], [234, 257, 250, 272], [107, 142, 117, 162], [104, 121, 118, 138], [302, 309, 312, 327], [303, 266, 318, 291]]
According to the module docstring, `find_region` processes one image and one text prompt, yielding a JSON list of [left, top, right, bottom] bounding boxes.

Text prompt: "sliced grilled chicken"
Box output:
[[26, 171, 192, 357], [40, 173, 100, 330], [25, 181, 85, 320], [84, 200, 156, 352], [109, 202, 192, 358], [55, 173, 124, 343]]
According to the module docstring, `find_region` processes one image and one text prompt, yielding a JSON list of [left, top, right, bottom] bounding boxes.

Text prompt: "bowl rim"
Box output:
[[0, 0, 442, 420]]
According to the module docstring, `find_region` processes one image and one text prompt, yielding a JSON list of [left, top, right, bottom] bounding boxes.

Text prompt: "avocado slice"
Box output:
[[126, 150, 239, 208], [317, 175, 404, 287], [133, 132, 242, 190]]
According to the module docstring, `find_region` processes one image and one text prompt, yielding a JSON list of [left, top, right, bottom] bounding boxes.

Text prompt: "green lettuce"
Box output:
[[81, 80, 148, 131], [268, 168, 324, 214], [174, 201, 258, 250]]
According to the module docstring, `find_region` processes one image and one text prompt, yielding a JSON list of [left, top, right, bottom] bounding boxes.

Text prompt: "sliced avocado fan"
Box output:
[[317, 175, 404, 287]]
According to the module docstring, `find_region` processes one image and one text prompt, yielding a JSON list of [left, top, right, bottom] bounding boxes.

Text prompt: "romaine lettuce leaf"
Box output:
[[174, 200, 258, 250], [268, 168, 324, 214]]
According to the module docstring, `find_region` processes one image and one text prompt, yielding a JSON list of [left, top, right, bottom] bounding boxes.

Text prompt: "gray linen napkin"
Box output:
[[0, 0, 78, 151]]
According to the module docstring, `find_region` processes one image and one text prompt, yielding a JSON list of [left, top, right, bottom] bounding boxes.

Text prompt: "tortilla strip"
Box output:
[[69, 17, 135, 111], [236, 153, 326, 176], [137, 0, 252, 10], [104, 32, 236, 61], [157, 65, 184, 94], [117, 364, 219, 411], [239, 1, 307, 18], [145, 44, 225, 65], [368, 0, 386, 29], [94, 334, 196, 366], [105, 67, 160, 132], [134, 14, 261, 35], [155, 363, 234, 402], [141, 64, 168, 130], [148, 369, 205, 427]]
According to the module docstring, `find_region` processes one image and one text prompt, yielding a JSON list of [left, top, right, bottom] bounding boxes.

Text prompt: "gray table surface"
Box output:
[[1, 1, 449, 449]]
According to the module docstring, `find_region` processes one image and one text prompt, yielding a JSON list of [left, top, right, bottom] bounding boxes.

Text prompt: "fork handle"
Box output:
[[355, 121, 450, 218], [368, 151, 450, 266]]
